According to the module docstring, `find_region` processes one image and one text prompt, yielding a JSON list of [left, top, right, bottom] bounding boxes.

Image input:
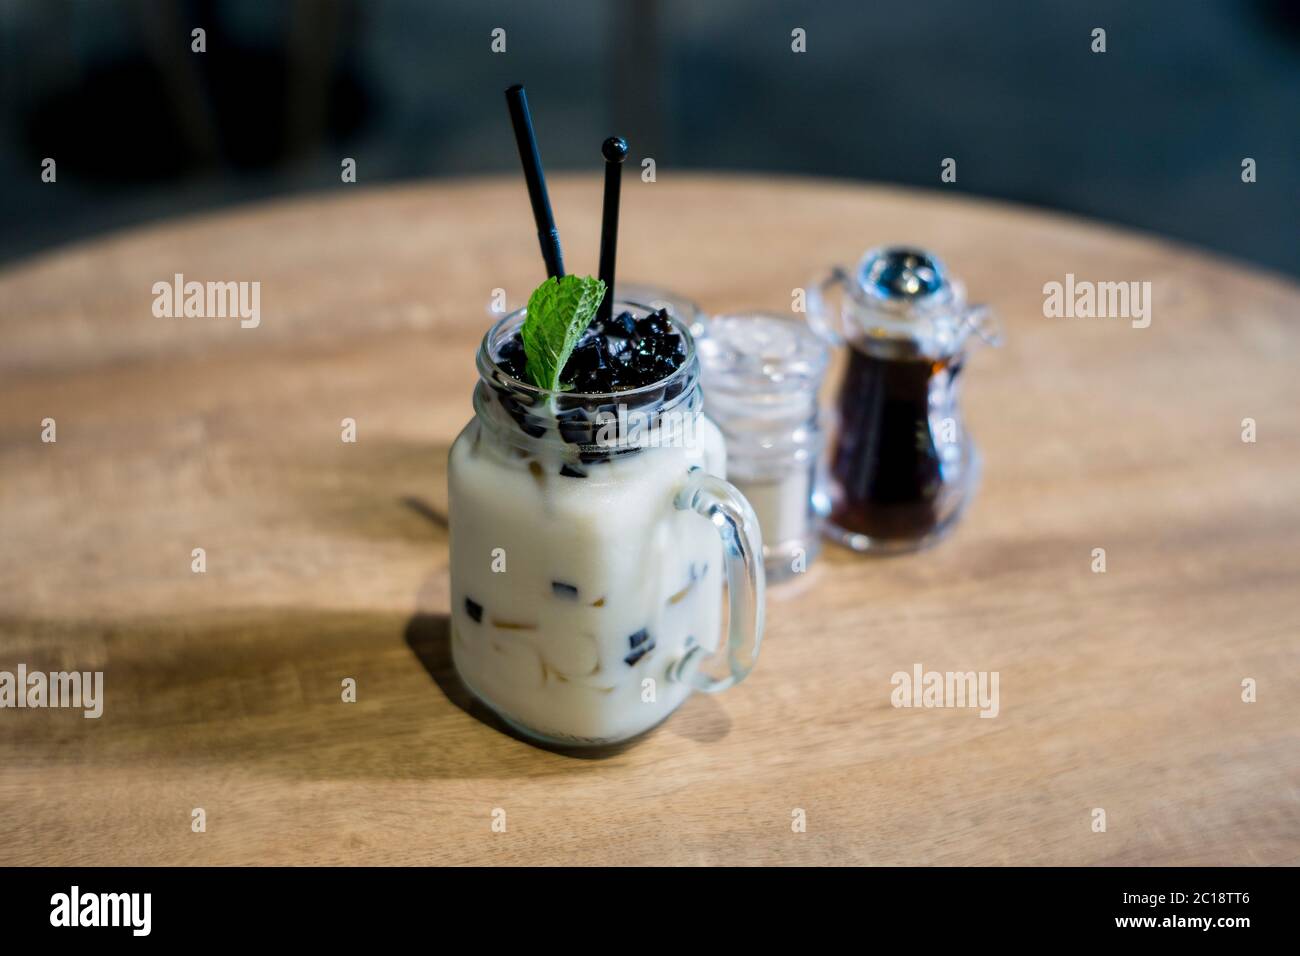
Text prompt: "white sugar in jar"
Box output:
[[699, 314, 829, 582]]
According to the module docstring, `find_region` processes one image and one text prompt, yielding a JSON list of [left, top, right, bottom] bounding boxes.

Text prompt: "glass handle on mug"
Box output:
[[669, 468, 766, 693]]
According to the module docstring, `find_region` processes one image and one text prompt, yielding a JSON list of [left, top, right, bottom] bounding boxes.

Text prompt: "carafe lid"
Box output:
[[855, 247, 948, 302], [823, 246, 998, 359]]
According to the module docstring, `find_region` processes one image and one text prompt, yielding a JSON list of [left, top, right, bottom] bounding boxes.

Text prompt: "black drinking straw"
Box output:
[[504, 84, 565, 279], [596, 136, 628, 322]]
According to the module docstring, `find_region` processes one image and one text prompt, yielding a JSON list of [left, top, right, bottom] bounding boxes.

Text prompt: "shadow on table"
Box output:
[[0, 604, 730, 783], [0, 608, 574, 781], [272, 439, 454, 547]]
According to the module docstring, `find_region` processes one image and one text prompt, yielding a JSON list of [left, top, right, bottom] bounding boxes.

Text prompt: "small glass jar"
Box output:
[[810, 247, 1000, 553], [699, 313, 829, 582]]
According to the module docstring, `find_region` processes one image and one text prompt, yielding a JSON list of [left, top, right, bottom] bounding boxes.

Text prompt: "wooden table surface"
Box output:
[[1, 175, 1297, 866]]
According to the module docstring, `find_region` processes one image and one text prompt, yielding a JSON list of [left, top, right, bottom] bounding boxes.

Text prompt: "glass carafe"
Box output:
[[810, 247, 1000, 553], [447, 301, 765, 746]]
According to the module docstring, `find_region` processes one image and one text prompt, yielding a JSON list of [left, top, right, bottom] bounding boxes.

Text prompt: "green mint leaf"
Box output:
[[521, 274, 607, 392]]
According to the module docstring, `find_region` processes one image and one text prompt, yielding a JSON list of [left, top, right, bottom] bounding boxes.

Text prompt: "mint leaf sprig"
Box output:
[[521, 274, 607, 392]]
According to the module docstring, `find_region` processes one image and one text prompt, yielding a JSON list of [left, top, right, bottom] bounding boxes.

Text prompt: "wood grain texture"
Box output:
[[0, 175, 1297, 866]]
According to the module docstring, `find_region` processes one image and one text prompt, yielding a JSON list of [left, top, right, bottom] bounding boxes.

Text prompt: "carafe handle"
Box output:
[[804, 266, 851, 347], [670, 468, 766, 693]]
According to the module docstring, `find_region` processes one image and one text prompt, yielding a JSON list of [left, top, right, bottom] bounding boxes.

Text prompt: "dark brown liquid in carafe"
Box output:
[[828, 345, 960, 541]]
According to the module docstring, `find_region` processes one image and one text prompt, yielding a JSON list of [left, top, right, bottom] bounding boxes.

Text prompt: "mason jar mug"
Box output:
[[447, 302, 766, 746]]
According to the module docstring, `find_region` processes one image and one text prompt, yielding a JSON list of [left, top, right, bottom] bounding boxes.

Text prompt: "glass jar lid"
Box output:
[[698, 313, 829, 401], [699, 313, 828, 476]]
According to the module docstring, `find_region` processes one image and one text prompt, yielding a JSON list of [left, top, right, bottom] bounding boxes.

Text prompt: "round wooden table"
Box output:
[[1, 176, 1296, 865]]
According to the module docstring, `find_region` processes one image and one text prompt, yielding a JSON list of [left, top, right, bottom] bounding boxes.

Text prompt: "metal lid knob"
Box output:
[[858, 247, 948, 302]]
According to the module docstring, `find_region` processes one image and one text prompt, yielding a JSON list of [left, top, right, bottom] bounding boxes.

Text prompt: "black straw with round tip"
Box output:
[[596, 136, 628, 322], [505, 84, 564, 279]]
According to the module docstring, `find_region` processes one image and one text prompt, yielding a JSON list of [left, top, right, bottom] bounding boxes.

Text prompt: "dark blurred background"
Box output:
[[1, 0, 1297, 274]]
